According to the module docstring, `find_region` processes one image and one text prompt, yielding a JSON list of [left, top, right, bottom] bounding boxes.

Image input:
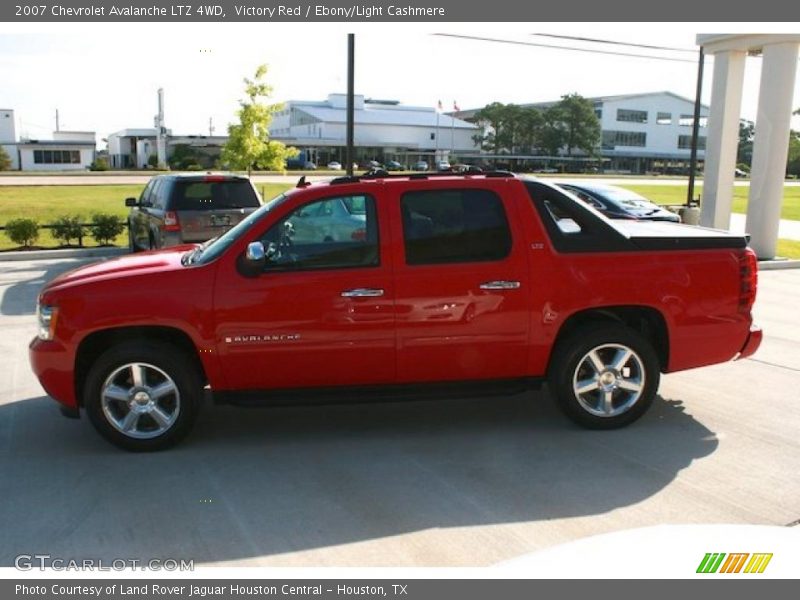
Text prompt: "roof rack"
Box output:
[[328, 170, 515, 185]]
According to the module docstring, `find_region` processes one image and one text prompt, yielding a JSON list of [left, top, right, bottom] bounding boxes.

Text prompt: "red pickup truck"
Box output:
[[29, 172, 762, 451]]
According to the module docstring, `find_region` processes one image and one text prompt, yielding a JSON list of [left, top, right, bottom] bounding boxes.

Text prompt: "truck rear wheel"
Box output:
[[548, 325, 660, 429], [83, 341, 202, 451]]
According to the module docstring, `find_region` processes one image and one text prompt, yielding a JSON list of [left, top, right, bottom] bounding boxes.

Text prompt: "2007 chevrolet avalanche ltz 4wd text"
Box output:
[[30, 172, 762, 451]]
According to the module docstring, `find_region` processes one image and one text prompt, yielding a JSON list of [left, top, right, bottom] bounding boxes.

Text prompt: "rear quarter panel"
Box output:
[[508, 182, 751, 375]]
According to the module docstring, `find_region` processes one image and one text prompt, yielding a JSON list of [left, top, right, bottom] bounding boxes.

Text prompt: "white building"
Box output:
[[107, 128, 230, 169], [269, 94, 479, 165], [0, 110, 96, 171], [458, 91, 709, 173], [16, 131, 96, 171], [0, 109, 20, 170]]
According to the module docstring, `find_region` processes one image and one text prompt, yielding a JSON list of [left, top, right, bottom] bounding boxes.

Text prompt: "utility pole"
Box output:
[[55, 109, 59, 132], [687, 46, 705, 208], [208, 117, 215, 137], [346, 34, 355, 176]]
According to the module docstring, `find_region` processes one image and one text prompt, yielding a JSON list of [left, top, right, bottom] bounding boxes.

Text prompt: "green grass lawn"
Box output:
[[2, 182, 799, 258], [0, 183, 292, 251], [620, 184, 800, 222]]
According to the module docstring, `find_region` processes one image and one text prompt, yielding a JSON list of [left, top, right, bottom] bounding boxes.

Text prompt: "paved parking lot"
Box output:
[[0, 256, 797, 567]]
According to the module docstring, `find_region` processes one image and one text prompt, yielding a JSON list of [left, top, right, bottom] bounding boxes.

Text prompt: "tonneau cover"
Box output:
[[613, 221, 749, 251]]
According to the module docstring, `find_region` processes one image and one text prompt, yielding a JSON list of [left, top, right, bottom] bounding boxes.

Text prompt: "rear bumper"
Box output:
[[736, 326, 763, 360]]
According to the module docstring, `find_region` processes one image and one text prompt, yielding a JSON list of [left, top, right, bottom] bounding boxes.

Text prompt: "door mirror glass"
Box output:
[[125, 197, 138, 207]]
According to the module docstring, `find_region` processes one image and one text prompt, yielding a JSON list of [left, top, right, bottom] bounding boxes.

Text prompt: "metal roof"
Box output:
[[293, 105, 477, 129]]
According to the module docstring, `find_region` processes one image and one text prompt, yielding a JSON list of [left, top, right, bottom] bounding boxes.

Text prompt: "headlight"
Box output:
[[37, 303, 58, 341]]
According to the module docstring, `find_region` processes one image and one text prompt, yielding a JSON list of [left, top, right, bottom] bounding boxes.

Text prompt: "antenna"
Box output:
[[55, 109, 59, 132]]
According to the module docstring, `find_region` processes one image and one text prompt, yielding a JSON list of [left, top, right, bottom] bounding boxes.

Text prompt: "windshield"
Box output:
[[192, 193, 288, 265]]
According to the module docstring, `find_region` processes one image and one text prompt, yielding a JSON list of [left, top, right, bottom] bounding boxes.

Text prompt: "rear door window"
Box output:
[[171, 180, 260, 211], [400, 188, 512, 265]]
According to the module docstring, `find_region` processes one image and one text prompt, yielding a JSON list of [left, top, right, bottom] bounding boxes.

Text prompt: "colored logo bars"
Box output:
[[696, 553, 773, 574]]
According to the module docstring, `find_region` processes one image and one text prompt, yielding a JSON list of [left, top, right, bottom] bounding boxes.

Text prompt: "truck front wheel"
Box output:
[[549, 325, 660, 429], [83, 341, 202, 451]]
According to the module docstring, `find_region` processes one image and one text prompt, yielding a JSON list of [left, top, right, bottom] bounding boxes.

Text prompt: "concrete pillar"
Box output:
[[745, 42, 800, 259], [700, 50, 746, 229]]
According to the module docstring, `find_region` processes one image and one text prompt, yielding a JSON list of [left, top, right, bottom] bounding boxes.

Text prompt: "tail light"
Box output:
[[738, 248, 758, 314], [351, 228, 366, 241], [161, 211, 181, 232]]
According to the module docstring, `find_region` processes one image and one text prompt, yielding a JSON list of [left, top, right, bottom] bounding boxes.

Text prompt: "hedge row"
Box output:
[[3, 214, 126, 248]]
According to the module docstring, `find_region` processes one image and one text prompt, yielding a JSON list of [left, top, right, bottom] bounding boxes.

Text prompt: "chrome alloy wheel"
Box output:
[[572, 343, 646, 417], [100, 363, 181, 439]]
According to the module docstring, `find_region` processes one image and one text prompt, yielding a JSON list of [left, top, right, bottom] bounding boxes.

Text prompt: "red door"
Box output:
[[389, 182, 530, 383], [213, 192, 396, 391]]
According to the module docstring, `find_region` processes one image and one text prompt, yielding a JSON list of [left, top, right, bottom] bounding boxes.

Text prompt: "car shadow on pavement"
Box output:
[[0, 259, 96, 316], [0, 390, 717, 566]]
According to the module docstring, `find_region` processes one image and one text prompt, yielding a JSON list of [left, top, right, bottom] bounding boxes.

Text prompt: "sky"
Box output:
[[1, 23, 799, 146]]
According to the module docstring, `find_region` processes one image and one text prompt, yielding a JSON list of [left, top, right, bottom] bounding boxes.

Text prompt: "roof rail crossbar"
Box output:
[[328, 170, 516, 185]]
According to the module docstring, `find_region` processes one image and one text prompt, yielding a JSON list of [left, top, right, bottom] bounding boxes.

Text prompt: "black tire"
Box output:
[[548, 324, 660, 429], [83, 340, 202, 451]]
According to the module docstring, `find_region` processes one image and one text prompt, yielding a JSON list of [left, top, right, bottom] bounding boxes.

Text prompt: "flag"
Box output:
[[437, 100, 443, 112], [453, 101, 460, 112]]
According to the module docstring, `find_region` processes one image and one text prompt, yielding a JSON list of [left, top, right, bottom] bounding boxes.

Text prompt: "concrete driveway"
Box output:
[[0, 257, 797, 567]]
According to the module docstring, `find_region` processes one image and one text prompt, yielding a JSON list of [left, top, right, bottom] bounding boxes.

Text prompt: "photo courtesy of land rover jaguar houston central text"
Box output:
[[29, 172, 762, 451]]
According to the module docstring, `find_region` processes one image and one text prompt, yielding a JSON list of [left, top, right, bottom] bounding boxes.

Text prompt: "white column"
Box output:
[[700, 50, 746, 229], [746, 42, 800, 259]]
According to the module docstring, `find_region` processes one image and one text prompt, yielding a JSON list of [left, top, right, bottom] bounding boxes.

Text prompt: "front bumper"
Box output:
[[29, 337, 78, 409], [736, 325, 763, 360]]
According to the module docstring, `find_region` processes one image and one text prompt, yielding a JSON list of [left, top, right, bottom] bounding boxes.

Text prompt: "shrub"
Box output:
[[147, 154, 159, 168], [0, 146, 12, 171], [51, 215, 85, 246], [5, 218, 39, 247], [736, 163, 751, 173], [89, 213, 125, 245], [185, 163, 203, 171], [89, 157, 110, 171]]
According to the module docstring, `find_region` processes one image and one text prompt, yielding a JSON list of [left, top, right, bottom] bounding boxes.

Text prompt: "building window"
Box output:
[[33, 149, 81, 164], [678, 135, 706, 150], [657, 112, 672, 125], [602, 131, 647, 148], [430, 133, 435, 140], [616, 109, 648, 123], [679, 114, 708, 128]]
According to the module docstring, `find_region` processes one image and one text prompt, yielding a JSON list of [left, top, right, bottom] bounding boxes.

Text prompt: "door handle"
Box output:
[[341, 288, 385, 297], [479, 280, 521, 290]]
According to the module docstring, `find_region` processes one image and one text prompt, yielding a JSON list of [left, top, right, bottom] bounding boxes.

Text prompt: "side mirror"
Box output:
[[125, 197, 138, 207], [237, 241, 265, 278]]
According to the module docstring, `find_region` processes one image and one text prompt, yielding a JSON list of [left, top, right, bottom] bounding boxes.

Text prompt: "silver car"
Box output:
[[287, 196, 367, 243]]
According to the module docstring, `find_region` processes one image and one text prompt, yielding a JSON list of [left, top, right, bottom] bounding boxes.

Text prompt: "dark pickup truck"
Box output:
[[31, 172, 761, 451]]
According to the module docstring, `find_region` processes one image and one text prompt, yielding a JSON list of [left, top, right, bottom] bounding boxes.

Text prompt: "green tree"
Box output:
[[549, 94, 601, 157], [472, 102, 509, 155], [787, 130, 800, 177], [0, 145, 12, 171], [539, 106, 567, 157], [738, 119, 755, 166], [221, 64, 295, 175]]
